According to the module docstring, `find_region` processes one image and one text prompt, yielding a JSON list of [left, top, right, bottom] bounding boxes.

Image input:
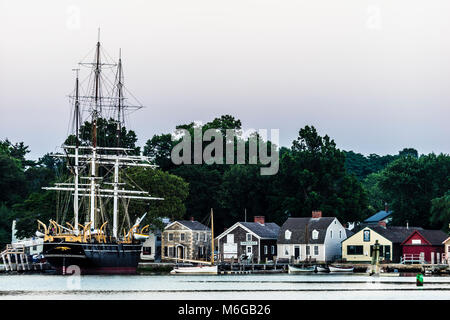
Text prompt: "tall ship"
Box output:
[[35, 32, 162, 274]]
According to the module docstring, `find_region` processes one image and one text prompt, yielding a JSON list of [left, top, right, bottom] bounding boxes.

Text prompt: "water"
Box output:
[[1, 273, 450, 299]]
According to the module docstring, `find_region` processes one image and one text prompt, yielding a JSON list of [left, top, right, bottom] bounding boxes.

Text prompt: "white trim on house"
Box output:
[[216, 222, 262, 241]]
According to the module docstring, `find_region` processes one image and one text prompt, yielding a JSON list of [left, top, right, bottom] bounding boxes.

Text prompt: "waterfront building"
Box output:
[[342, 223, 422, 263], [401, 229, 448, 264], [141, 218, 170, 262], [443, 237, 450, 264], [277, 211, 347, 263], [216, 216, 280, 263], [161, 218, 211, 262]]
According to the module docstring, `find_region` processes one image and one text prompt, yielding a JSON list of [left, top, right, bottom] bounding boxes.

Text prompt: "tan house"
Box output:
[[443, 236, 450, 264], [161, 219, 211, 262], [342, 224, 422, 263]]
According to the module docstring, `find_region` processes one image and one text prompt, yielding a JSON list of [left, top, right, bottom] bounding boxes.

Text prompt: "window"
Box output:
[[412, 239, 421, 245], [312, 230, 319, 240], [204, 233, 208, 242], [339, 230, 342, 239], [330, 230, 333, 239], [180, 233, 185, 241], [168, 233, 173, 241], [247, 246, 252, 254], [347, 245, 363, 255], [264, 245, 268, 254], [363, 230, 370, 242], [271, 246, 275, 254], [143, 247, 152, 255], [227, 234, 234, 243], [306, 245, 310, 256], [285, 230, 291, 240], [284, 245, 289, 256], [168, 247, 174, 257], [314, 245, 319, 256], [200, 233, 205, 242], [246, 233, 252, 241], [370, 245, 391, 259], [195, 233, 199, 241]]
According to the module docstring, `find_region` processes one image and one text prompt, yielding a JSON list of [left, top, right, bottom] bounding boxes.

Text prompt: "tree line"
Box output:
[[0, 115, 449, 244]]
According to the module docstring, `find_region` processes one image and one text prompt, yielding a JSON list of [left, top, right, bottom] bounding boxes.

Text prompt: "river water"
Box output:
[[1, 273, 450, 299]]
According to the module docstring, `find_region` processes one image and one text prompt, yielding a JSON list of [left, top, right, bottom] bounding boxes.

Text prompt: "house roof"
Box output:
[[368, 226, 423, 244], [170, 220, 210, 231], [277, 217, 336, 244], [345, 229, 355, 238], [239, 222, 280, 239], [364, 210, 392, 223], [216, 222, 280, 240], [402, 229, 448, 246]]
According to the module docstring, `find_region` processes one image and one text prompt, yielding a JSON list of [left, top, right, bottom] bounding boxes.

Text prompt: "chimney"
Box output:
[[312, 211, 322, 219], [190, 216, 194, 222], [254, 216, 265, 225], [378, 221, 387, 228], [406, 221, 409, 229]]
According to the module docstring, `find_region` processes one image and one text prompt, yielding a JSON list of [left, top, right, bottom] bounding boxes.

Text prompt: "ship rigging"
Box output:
[[36, 31, 163, 274]]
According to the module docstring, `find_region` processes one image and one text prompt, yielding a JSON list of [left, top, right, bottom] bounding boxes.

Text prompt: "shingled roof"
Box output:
[[277, 217, 337, 244], [402, 229, 448, 246], [368, 226, 423, 244], [240, 222, 280, 239], [175, 220, 210, 231]]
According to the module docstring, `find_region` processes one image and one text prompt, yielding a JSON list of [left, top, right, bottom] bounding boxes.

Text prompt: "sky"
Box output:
[[1, 0, 449, 160]]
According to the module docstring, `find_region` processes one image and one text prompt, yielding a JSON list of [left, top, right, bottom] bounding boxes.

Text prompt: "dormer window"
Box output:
[[312, 230, 319, 240], [285, 230, 292, 240]]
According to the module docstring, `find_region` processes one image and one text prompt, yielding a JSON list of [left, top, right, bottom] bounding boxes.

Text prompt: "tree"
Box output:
[[430, 191, 450, 232], [0, 145, 26, 205], [378, 153, 450, 228], [65, 117, 140, 153], [274, 125, 368, 223], [125, 168, 189, 224], [143, 134, 174, 171]]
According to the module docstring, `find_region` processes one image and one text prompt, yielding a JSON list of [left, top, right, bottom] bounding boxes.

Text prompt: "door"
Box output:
[[294, 246, 300, 260], [177, 246, 185, 259]]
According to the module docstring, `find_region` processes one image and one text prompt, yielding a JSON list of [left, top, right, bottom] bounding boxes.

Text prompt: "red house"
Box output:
[[401, 229, 448, 264]]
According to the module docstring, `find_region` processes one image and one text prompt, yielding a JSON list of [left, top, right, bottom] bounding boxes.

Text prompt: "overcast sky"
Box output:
[[1, 0, 449, 160]]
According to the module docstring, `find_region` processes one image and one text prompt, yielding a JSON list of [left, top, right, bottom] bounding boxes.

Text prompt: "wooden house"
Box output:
[[161, 218, 211, 262], [216, 216, 280, 263], [401, 229, 448, 264], [443, 236, 450, 264], [277, 211, 347, 263], [342, 223, 423, 263]]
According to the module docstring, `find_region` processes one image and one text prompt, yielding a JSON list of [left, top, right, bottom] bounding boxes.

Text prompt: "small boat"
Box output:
[[288, 265, 315, 274], [170, 265, 218, 274], [329, 265, 354, 273], [315, 265, 329, 273]]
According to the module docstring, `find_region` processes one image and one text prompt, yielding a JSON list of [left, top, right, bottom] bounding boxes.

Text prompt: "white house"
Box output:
[[277, 211, 347, 263]]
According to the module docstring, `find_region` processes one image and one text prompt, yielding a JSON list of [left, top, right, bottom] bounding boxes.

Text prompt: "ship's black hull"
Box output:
[[42, 242, 142, 275]]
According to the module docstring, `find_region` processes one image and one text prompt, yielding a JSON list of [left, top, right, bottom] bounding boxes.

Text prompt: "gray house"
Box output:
[[216, 216, 280, 263], [161, 219, 211, 262]]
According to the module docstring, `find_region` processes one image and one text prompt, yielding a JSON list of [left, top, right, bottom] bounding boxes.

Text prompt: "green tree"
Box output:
[[378, 153, 450, 228], [125, 167, 189, 224], [430, 191, 450, 232], [274, 126, 368, 223]]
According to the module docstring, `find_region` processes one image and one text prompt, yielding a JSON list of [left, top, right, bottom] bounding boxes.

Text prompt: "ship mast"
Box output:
[[112, 49, 124, 239], [90, 30, 101, 231], [73, 68, 80, 235]]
